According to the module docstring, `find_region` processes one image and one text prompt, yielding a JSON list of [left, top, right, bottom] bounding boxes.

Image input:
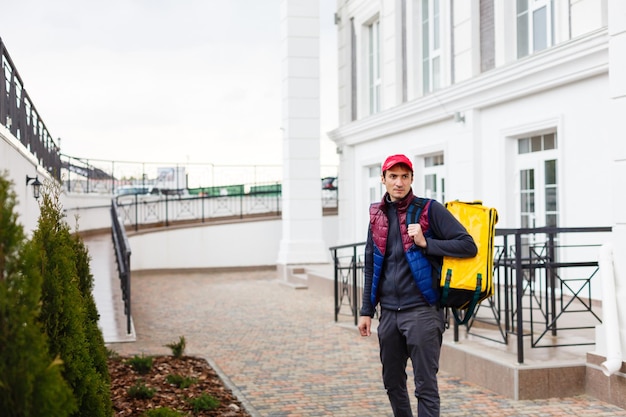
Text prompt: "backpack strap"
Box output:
[[406, 197, 428, 227]]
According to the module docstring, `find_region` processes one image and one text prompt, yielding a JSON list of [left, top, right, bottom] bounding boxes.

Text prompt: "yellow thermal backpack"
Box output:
[[439, 200, 498, 325]]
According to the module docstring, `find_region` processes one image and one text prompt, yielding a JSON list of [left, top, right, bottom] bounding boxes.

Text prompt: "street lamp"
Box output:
[[25, 175, 42, 200]]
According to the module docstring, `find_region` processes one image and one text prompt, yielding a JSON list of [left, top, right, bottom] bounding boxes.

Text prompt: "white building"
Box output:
[[328, 0, 626, 404], [330, 0, 619, 240]]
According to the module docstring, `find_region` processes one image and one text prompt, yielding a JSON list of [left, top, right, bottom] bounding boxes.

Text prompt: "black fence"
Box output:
[[112, 186, 337, 231], [0, 38, 62, 179], [329, 226, 612, 364], [111, 199, 132, 334]]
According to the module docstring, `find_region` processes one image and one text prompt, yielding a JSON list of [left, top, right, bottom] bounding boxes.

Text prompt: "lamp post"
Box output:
[[25, 175, 42, 200]]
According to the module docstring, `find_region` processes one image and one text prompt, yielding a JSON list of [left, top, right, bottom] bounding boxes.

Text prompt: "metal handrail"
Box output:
[[330, 226, 612, 364], [0, 38, 61, 179], [111, 188, 336, 231], [110, 199, 132, 334], [330, 241, 366, 326]]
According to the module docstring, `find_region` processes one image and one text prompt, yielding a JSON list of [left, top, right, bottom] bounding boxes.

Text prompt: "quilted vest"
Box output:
[[368, 194, 439, 306]]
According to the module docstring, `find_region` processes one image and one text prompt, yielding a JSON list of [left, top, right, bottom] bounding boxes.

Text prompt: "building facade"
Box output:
[[328, 0, 626, 390], [329, 0, 613, 242]]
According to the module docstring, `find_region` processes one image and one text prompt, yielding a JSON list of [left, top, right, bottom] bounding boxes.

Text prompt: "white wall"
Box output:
[[63, 193, 114, 232], [128, 214, 339, 271], [479, 73, 612, 229], [56, 191, 341, 270], [0, 125, 47, 235]]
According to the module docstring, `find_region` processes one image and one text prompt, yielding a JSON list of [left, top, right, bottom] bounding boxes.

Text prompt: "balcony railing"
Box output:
[[111, 186, 337, 231], [0, 38, 61, 179], [329, 226, 612, 364]]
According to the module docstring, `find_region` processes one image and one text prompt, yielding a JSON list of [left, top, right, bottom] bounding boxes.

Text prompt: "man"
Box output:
[[357, 154, 477, 417]]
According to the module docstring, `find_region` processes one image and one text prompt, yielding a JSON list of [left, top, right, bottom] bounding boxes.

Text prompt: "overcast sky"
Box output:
[[0, 0, 339, 167]]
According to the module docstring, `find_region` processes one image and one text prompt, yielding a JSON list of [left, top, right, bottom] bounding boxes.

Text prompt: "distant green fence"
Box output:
[[249, 183, 282, 196], [188, 184, 245, 197]]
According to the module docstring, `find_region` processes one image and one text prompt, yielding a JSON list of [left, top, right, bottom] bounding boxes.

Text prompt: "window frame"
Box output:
[[516, 0, 555, 58], [421, 0, 442, 94], [368, 19, 381, 114]]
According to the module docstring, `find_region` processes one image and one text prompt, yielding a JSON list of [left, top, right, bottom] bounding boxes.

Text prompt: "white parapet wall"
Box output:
[[127, 214, 339, 271]]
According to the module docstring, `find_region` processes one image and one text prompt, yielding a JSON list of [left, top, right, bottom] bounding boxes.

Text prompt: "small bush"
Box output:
[[166, 373, 197, 389], [165, 336, 186, 358], [127, 354, 153, 375], [107, 348, 120, 360], [141, 407, 184, 417], [187, 393, 220, 412], [127, 380, 155, 399]]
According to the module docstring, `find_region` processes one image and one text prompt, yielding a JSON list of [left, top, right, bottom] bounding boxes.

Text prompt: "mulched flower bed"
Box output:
[[108, 355, 252, 417]]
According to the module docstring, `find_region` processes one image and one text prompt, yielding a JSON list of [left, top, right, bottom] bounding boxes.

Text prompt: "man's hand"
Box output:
[[358, 316, 371, 337], [408, 223, 427, 248]]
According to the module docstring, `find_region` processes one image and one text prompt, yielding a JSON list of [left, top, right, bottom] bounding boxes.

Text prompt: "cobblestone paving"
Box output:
[[108, 270, 626, 417]]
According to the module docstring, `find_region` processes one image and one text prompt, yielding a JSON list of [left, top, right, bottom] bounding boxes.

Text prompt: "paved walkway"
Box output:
[[105, 269, 626, 417]]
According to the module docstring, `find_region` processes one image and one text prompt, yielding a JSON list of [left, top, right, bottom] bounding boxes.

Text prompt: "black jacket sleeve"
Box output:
[[423, 200, 478, 258]]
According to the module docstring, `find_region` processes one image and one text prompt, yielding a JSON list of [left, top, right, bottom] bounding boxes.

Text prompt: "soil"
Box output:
[[108, 355, 253, 417]]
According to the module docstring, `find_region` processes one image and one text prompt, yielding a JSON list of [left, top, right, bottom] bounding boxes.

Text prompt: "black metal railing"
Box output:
[[112, 187, 337, 231], [111, 199, 132, 334], [330, 226, 612, 363], [114, 188, 283, 231], [330, 241, 366, 326], [0, 38, 62, 179]]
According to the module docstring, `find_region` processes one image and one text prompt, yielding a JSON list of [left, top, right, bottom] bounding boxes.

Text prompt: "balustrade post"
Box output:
[[165, 194, 169, 227], [548, 232, 557, 336], [201, 193, 206, 223], [134, 194, 139, 231], [503, 234, 511, 333], [352, 246, 358, 326], [515, 232, 525, 364], [333, 249, 339, 322]]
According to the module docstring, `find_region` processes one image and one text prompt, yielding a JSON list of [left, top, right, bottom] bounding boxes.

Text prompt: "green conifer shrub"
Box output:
[[187, 393, 220, 412], [127, 379, 156, 399], [142, 407, 184, 417], [71, 231, 113, 416], [165, 335, 186, 358], [31, 182, 112, 417], [0, 172, 76, 416], [127, 354, 154, 375]]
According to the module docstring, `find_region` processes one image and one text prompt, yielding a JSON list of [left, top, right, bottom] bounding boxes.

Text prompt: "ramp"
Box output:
[[84, 233, 135, 343]]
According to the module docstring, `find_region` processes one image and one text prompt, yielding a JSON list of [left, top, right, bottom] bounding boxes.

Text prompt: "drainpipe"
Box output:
[[599, 243, 622, 376]]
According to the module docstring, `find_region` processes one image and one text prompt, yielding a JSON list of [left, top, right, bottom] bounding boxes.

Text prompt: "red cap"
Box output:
[[382, 154, 413, 172]]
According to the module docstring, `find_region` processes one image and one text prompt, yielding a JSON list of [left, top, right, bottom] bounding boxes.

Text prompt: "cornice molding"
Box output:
[[329, 29, 608, 145]]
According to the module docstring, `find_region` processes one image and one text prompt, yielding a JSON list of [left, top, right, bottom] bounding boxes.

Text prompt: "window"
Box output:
[[480, 0, 496, 72], [544, 159, 558, 227], [424, 154, 444, 167], [350, 18, 357, 121], [422, 0, 441, 94], [516, 132, 558, 228], [518, 133, 557, 154], [369, 20, 381, 114], [520, 169, 535, 228], [517, 0, 554, 58], [368, 166, 382, 203], [424, 153, 445, 202]]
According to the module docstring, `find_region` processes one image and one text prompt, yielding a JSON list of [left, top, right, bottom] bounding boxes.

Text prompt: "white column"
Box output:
[[277, 0, 328, 267], [608, 0, 626, 362]]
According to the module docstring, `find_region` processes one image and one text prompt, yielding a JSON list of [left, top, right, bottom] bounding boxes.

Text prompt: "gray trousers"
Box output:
[[377, 306, 445, 417]]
